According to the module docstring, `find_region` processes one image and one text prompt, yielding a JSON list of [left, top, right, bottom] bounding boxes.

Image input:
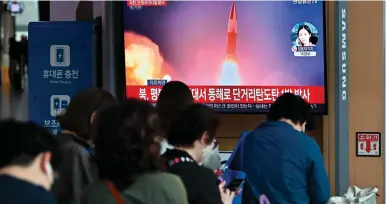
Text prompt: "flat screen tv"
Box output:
[[122, 1, 327, 114]]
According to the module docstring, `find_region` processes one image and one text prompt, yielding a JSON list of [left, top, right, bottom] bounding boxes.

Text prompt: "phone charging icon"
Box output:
[[50, 95, 71, 117], [50, 45, 70, 67]]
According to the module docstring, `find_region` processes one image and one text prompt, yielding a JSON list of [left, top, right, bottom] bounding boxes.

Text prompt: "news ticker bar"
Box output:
[[149, 102, 325, 113], [126, 86, 326, 104]]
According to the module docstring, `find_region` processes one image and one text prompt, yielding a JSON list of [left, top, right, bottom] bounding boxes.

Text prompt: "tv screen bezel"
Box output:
[[114, 1, 328, 115]]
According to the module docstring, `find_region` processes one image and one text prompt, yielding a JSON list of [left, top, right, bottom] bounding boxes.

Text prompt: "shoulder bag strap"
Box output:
[[106, 180, 125, 204], [225, 131, 251, 167], [239, 132, 265, 202], [239, 132, 249, 169]]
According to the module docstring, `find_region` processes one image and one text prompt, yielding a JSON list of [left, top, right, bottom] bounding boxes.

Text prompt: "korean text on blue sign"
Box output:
[[28, 21, 94, 135]]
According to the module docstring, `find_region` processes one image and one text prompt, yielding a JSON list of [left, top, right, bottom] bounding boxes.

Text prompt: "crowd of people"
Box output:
[[0, 81, 330, 204], [5, 35, 28, 90]]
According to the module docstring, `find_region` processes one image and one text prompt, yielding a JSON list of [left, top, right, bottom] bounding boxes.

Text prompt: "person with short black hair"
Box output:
[[157, 81, 222, 170], [53, 88, 117, 204], [230, 93, 330, 204], [0, 120, 61, 204], [164, 103, 235, 204], [157, 81, 194, 139], [81, 99, 188, 204]]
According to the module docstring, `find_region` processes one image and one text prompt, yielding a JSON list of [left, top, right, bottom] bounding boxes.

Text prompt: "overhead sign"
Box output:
[[7, 1, 24, 16], [356, 132, 381, 157], [28, 21, 94, 135]]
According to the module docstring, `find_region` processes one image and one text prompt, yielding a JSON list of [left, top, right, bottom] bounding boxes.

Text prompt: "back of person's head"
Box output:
[[94, 99, 162, 190], [267, 93, 314, 131], [168, 104, 219, 163], [157, 81, 194, 137], [9, 37, 15, 44], [56, 88, 117, 140], [0, 120, 61, 190]]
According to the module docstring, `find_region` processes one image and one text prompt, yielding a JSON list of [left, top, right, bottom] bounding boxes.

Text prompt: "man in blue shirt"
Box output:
[[231, 93, 330, 204], [0, 120, 61, 204]]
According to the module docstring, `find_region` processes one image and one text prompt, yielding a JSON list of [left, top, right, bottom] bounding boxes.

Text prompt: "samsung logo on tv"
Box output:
[[341, 8, 347, 101]]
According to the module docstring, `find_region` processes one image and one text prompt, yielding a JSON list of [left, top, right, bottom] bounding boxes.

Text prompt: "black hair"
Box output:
[[310, 35, 318, 45], [297, 25, 312, 36], [168, 103, 219, 147], [56, 88, 117, 140], [267, 93, 314, 130], [8, 37, 15, 44], [76, 1, 94, 21], [297, 25, 313, 46], [94, 99, 163, 191], [157, 81, 194, 137], [0, 120, 61, 169]]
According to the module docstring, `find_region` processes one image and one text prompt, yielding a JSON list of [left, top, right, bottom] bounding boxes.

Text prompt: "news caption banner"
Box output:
[[28, 21, 93, 135], [127, 80, 325, 113], [356, 132, 381, 157], [127, 0, 167, 7]]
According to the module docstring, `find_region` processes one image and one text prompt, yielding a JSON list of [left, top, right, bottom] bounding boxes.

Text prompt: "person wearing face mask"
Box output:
[[157, 81, 222, 171], [0, 120, 61, 204], [53, 88, 117, 204], [156, 81, 195, 154], [82, 99, 188, 204], [163, 103, 235, 204], [229, 93, 330, 204]]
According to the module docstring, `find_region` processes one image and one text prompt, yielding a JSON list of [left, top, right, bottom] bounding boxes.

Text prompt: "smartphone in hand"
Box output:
[[225, 178, 244, 192]]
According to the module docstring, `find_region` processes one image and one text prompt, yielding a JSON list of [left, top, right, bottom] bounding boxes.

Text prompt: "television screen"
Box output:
[[123, 1, 327, 113]]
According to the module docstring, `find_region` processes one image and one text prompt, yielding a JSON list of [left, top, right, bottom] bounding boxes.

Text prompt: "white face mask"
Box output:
[[202, 144, 221, 170], [159, 139, 174, 155], [159, 139, 168, 155], [301, 124, 306, 134], [45, 163, 54, 186], [200, 142, 215, 164]]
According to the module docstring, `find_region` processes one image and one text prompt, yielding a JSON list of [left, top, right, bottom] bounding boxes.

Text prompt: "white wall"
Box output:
[[15, 0, 39, 30]]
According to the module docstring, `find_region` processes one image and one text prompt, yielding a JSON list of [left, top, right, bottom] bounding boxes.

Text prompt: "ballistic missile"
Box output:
[[226, 2, 237, 60]]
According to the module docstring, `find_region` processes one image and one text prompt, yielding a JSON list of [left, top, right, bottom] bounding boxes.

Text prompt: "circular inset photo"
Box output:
[[291, 22, 318, 52]]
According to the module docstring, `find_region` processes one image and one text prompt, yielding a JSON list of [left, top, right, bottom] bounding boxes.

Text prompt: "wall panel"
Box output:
[[348, 1, 384, 203]]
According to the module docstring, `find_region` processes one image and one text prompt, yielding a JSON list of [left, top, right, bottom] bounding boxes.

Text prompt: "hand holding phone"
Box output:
[[218, 181, 236, 204], [225, 178, 244, 192]]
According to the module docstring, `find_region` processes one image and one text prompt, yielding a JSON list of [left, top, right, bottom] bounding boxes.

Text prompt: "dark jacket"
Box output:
[[163, 149, 222, 204], [53, 133, 97, 204], [9, 41, 21, 60], [0, 175, 57, 204], [81, 172, 188, 204], [230, 121, 330, 204]]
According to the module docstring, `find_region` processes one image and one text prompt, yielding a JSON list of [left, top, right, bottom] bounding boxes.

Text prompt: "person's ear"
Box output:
[[40, 152, 52, 173], [90, 111, 97, 124], [302, 122, 307, 132], [199, 132, 210, 145]]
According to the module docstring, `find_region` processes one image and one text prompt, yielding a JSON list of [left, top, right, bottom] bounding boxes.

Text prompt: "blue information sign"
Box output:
[[28, 21, 94, 134]]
